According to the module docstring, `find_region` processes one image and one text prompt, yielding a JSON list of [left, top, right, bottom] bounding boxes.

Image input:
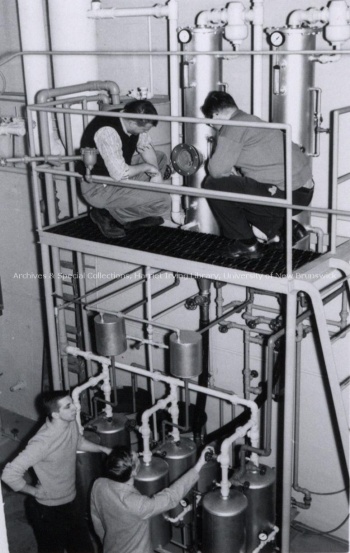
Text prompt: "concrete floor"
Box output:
[[1, 407, 349, 553]]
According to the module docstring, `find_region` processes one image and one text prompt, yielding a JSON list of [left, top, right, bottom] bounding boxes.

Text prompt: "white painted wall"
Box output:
[[0, 0, 348, 542]]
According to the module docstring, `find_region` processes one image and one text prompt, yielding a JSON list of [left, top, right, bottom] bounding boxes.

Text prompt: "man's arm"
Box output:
[[208, 135, 243, 178], [125, 447, 214, 520], [136, 132, 158, 167], [78, 437, 111, 456], [95, 127, 159, 180], [1, 437, 47, 497]]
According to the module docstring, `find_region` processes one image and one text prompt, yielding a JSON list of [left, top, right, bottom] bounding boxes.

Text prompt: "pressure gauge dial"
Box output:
[[178, 28, 192, 44], [269, 31, 285, 47]]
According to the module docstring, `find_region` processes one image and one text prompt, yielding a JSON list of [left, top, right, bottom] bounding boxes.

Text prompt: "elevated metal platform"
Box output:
[[41, 214, 323, 289]]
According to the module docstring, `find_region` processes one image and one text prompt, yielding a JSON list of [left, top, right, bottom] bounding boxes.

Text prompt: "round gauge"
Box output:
[[269, 31, 285, 47], [258, 532, 268, 542], [171, 144, 202, 176], [178, 28, 192, 44]]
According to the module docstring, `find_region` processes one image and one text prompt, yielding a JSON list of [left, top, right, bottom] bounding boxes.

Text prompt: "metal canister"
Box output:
[[202, 488, 248, 553], [154, 438, 197, 523], [169, 330, 202, 379], [91, 413, 130, 449], [76, 430, 104, 515], [134, 457, 171, 548], [94, 313, 127, 356], [241, 463, 276, 553], [197, 458, 220, 494]]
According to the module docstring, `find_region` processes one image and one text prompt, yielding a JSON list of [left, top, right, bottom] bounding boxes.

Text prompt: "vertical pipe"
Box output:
[[252, 0, 264, 117], [281, 290, 298, 553], [168, 0, 184, 223], [63, 103, 94, 377], [193, 279, 211, 442], [0, 483, 10, 553], [330, 110, 339, 253], [145, 266, 158, 441], [17, 0, 50, 153], [27, 107, 62, 388]]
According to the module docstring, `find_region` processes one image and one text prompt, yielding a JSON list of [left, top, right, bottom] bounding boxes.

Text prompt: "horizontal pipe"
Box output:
[[67, 345, 259, 413], [85, 305, 181, 337], [34, 166, 350, 218], [1, 50, 350, 68]]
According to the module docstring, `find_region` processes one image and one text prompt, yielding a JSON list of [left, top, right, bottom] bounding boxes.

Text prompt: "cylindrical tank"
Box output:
[[94, 313, 127, 356], [241, 463, 276, 553], [180, 26, 223, 234], [154, 438, 197, 483], [197, 458, 220, 494], [269, 26, 318, 232], [91, 413, 130, 449], [270, 27, 317, 155], [169, 330, 202, 379], [134, 457, 171, 548], [76, 430, 104, 515], [202, 488, 248, 553], [154, 438, 198, 522]]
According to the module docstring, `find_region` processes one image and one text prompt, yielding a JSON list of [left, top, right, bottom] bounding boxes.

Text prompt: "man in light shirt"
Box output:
[[90, 445, 213, 553], [79, 99, 172, 238], [1, 391, 111, 553]]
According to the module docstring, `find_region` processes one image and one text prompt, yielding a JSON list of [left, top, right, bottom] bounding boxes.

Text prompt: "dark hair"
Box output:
[[105, 446, 135, 483], [123, 99, 158, 128], [41, 390, 70, 420], [201, 91, 237, 119]]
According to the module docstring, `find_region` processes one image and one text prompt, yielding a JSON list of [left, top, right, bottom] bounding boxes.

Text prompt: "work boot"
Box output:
[[224, 237, 263, 259], [90, 208, 126, 239]]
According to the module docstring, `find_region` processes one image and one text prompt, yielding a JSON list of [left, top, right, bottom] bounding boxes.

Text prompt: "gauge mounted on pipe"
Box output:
[[171, 143, 203, 176], [178, 28, 192, 44], [269, 30, 285, 47]]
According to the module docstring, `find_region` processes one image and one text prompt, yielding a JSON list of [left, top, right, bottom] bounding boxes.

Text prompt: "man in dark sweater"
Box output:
[[90, 445, 213, 553], [79, 99, 171, 238], [201, 91, 314, 259], [2, 391, 111, 553]]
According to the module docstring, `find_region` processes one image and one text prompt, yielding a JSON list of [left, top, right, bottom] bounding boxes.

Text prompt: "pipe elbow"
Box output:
[[36, 89, 50, 104]]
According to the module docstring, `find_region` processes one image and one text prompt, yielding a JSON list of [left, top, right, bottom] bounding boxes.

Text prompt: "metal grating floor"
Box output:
[[46, 215, 320, 278]]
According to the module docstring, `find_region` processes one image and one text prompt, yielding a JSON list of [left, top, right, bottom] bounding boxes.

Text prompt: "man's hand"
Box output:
[[137, 134, 158, 166], [149, 170, 162, 183], [194, 446, 215, 473]]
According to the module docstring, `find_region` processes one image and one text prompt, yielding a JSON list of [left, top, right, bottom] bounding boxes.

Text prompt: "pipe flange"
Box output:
[[171, 143, 202, 176]]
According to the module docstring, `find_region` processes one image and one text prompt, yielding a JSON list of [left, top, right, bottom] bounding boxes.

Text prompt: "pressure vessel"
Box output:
[[94, 313, 127, 356], [134, 457, 171, 548], [154, 438, 197, 523], [91, 413, 130, 449], [241, 463, 276, 553], [169, 330, 202, 379], [202, 488, 248, 553], [76, 430, 104, 515], [180, 26, 223, 234]]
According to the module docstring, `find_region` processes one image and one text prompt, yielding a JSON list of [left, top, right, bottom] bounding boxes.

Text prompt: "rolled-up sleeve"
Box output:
[[95, 126, 129, 181]]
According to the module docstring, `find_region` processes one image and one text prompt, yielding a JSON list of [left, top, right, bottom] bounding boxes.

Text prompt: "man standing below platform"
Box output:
[[201, 91, 314, 259], [79, 99, 172, 239], [1, 391, 111, 553]]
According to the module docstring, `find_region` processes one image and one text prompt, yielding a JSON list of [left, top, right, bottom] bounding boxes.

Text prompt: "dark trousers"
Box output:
[[28, 497, 94, 553], [203, 175, 314, 240]]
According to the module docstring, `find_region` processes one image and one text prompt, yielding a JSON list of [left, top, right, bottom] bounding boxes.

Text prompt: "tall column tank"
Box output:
[[179, 26, 223, 235]]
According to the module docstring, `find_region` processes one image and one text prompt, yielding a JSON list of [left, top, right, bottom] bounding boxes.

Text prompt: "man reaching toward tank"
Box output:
[[90, 445, 213, 553]]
